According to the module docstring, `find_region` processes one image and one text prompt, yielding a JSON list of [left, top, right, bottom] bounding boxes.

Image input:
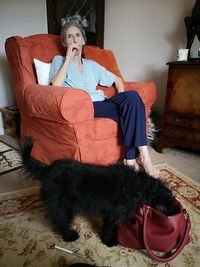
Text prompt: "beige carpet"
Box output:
[[0, 164, 199, 267]]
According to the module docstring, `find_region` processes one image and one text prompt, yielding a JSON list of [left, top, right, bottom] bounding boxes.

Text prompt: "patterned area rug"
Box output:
[[0, 141, 22, 174], [0, 164, 199, 267]]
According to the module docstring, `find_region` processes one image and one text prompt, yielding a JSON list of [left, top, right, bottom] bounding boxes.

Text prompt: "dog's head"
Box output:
[[153, 194, 177, 216], [148, 180, 177, 216]]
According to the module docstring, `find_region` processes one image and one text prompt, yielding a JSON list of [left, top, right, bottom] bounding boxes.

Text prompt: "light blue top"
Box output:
[[49, 55, 116, 102]]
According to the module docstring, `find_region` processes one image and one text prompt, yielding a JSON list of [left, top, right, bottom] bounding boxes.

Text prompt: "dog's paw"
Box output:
[[62, 230, 79, 242]]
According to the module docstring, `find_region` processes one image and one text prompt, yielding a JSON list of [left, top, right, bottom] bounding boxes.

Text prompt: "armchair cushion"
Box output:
[[33, 58, 51, 85]]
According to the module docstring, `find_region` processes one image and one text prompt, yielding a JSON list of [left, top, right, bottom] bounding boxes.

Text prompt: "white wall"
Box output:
[[104, 0, 198, 115], [0, 0, 47, 108]]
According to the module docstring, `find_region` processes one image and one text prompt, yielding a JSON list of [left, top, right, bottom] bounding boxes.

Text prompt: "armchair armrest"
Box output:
[[124, 81, 156, 135], [98, 81, 156, 105], [23, 84, 94, 123], [124, 81, 156, 107]]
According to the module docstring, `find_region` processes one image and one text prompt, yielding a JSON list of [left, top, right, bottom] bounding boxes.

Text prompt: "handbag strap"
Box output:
[[142, 206, 191, 263]]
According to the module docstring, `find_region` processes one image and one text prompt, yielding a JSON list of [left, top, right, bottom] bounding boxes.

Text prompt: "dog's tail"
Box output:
[[20, 137, 49, 181]]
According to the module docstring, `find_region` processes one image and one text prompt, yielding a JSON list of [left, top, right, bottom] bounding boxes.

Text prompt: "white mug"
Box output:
[[177, 49, 189, 61]]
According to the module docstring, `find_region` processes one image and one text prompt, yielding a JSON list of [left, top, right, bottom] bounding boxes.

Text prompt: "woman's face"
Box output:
[[65, 26, 85, 55]]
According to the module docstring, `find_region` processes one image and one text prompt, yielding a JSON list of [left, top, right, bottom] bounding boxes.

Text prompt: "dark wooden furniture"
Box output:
[[0, 106, 20, 138], [156, 61, 200, 152]]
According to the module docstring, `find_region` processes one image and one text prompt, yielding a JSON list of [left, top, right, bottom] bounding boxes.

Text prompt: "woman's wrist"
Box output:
[[64, 55, 71, 64], [115, 76, 124, 92]]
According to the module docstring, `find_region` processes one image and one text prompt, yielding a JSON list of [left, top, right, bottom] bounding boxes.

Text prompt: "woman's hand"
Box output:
[[66, 43, 82, 60]]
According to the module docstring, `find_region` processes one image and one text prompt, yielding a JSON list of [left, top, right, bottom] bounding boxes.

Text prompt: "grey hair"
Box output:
[[61, 21, 87, 46]]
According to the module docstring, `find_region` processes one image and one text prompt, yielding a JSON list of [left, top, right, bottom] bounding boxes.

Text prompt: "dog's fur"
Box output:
[[20, 138, 177, 247]]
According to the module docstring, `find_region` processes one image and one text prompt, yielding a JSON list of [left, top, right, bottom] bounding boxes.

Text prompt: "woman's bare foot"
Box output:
[[136, 157, 160, 178], [138, 146, 160, 178], [124, 159, 140, 172]]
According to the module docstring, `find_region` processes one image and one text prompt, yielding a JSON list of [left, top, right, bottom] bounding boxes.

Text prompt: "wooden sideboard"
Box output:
[[156, 61, 200, 152]]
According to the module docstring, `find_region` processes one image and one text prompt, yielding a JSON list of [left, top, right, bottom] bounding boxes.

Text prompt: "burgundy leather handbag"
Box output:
[[117, 200, 191, 263]]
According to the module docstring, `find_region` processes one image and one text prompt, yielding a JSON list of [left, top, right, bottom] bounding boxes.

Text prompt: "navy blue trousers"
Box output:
[[93, 91, 147, 159]]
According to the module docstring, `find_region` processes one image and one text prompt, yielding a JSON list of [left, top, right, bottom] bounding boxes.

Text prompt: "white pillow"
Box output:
[[34, 58, 51, 85]]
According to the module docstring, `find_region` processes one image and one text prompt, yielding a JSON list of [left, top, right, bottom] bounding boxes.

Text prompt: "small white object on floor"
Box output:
[[54, 245, 82, 258]]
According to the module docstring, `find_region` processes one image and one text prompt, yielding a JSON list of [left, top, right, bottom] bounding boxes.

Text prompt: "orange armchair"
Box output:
[[5, 34, 156, 165]]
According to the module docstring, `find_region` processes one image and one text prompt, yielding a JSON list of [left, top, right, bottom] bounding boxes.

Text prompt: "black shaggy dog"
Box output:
[[20, 138, 176, 247]]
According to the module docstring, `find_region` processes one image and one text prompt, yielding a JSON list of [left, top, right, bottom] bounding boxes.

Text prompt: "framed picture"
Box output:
[[46, 0, 105, 48]]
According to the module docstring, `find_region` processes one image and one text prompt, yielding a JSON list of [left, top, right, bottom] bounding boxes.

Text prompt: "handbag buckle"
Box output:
[[143, 205, 151, 215]]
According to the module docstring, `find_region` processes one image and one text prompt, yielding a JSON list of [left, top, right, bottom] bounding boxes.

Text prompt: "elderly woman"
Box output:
[[49, 21, 158, 177]]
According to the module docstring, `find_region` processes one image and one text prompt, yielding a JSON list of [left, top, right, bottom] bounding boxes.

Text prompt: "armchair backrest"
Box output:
[[5, 34, 122, 105], [5, 34, 64, 103]]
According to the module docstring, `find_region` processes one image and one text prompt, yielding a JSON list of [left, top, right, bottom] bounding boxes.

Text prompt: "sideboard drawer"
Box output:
[[164, 124, 200, 144], [165, 114, 200, 129]]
